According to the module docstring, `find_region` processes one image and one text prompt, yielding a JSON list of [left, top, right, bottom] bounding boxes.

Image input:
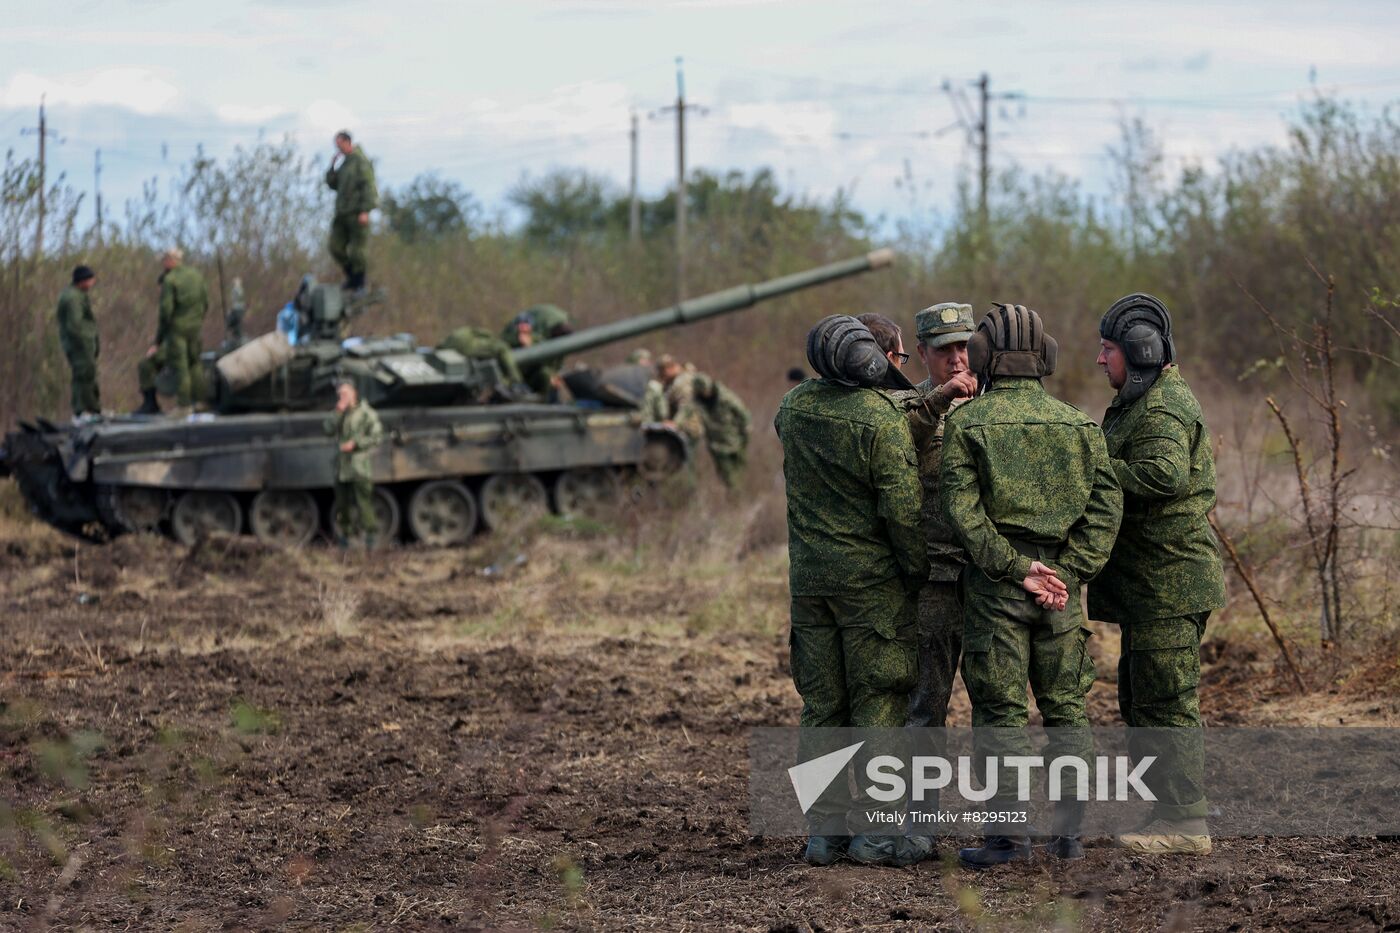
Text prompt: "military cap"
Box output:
[[915, 302, 975, 349], [72, 265, 95, 284]]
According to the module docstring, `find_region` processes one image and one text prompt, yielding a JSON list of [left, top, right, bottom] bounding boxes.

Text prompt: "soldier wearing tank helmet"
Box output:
[[775, 315, 932, 869], [1090, 294, 1225, 857], [940, 304, 1122, 869]]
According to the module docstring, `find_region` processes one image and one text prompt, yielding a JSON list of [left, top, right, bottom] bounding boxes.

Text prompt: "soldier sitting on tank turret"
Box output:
[[503, 304, 573, 399]]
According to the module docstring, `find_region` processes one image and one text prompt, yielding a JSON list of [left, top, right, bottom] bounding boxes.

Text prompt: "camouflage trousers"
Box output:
[[789, 575, 918, 728], [1118, 613, 1209, 821], [328, 213, 369, 281], [65, 354, 100, 416], [962, 568, 1095, 828], [333, 477, 379, 541], [138, 328, 205, 406], [906, 579, 962, 728], [709, 449, 746, 489]]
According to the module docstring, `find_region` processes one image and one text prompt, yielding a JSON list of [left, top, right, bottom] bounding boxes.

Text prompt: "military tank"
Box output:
[[1, 249, 893, 547]]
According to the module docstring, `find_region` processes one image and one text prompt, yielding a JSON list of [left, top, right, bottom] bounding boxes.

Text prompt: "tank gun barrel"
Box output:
[[511, 248, 895, 368]]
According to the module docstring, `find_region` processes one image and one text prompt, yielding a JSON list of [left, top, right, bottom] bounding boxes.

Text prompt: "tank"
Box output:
[[1, 249, 894, 547]]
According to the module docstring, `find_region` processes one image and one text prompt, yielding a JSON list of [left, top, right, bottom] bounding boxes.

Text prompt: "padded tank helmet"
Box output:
[[967, 303, 1058, 381], [1099, 293, 1175, 401], [805, 315, 912, 389]]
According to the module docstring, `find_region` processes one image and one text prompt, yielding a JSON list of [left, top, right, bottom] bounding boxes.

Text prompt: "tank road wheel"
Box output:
[[639, 431, 687, 481], [479, 473, 549, 530], [171, 491, 244, 545], [249, 490, 319, 548], [331, 486, 402, 549], [406, 481, 477, 547], [553, 468, 621, 521], [97, 485, 168, 535]]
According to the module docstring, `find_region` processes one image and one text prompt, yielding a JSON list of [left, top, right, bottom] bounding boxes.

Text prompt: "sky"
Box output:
[[3, 0, 1399, 232]]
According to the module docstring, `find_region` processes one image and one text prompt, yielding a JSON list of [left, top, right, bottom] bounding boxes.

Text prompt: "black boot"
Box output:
[[1041, 835, 1085, 860], [135, 389, 161, 415], [958, 835, 1032, 870], [802, 835, 848, 866]]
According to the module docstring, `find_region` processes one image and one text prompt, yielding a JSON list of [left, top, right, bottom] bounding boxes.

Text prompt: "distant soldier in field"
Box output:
[[629, 348, 669, 422], [440, 325, 525, 387], [137, 248, 208, 414], [324, 379, 384, 549], [503, 304, 573, 398], [325, 130, 378, 292], [1090, 294, 1225, 856], [690, 373, 752, 488], [656, 353, 703, 444], [941, 304, 1122, 869], [56, 265, 101, 417]]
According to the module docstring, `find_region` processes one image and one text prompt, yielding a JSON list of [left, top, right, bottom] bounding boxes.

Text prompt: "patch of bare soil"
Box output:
[[2, 523, 1398, 930]]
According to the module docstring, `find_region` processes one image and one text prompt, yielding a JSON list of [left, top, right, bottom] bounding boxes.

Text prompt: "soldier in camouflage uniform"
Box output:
[[777, 315, 931, 868], [503, 304, 573, 398], [1090, 294, 1225, 856], [56, 265, 101, 417], [325, 131, 377, 291], [941, 304, 1123, 869], [656, 354, 703, 444], [324, 380, 385, 549], [901, 304, 980, 728], [690, 373, 751, 488], [138, 249, 208, 412], [439, 325, 525, 387]]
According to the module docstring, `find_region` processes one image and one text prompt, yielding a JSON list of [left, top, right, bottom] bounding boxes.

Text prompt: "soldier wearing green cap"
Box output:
[[903, 303, 980, 729], [57, 265, 101, 417]]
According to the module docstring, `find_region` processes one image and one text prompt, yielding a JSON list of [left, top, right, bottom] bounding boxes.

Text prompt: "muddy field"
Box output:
[[2, 505, 1399, 931]]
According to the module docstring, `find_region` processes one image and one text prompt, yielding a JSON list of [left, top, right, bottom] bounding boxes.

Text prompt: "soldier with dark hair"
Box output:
[[941, 304, 1122, 869], [503, 304, 573, 398], [1092, 294, 1224, 856], [325, 130, 377, 292], [776, 315, 931, 868], [56, 265, 101, 417]]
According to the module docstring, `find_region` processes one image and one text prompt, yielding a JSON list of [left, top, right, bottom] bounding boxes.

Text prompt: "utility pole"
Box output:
[[651, 57, 706, 301], [94, 148, 104, 244], [628, 111, 640, 244], [976, 72, 990, 233], [21, 95, 61, 259]]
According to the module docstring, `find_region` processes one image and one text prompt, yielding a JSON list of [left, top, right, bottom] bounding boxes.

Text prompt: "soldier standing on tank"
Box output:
[[137, 248, 208, 414], [324, 379, 384, 549], [690, 373, 751, 488], [325, 130, 377, 293], [56, 265, 101, 418], [776, 315, 933, 869], [1090, 294, 1224, 856], [941, 304, 1122, 869]]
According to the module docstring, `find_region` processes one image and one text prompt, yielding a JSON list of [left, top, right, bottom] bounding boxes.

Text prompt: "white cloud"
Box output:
[[1, 68, 180, 115], [725, 102, 838, 148], [303, 99, 360, 137], [216, 104, 290, 124]]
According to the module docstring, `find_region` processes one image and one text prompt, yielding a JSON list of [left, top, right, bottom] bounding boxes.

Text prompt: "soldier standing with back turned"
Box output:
[[137, 248, 208, 414], [56, 265, 101, 417], [941, 304, 1122, 869], [1090, 293, 1224, 856]]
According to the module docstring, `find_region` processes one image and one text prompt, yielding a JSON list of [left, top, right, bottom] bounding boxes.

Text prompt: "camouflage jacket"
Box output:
[[897, 378, 967, 582], [640, 379, 668, 422], [440, 326, 524, 384], [775, 379, 927, 596], [1088, 366, 1226, 623], [56, 285, 99, 364], [666, 371, 704, 442], [699, 382, 751, 455], [156, 265, 208, 345], [323, 401, 385, 482], [941, 377, 1122, 597], [325, 146, 378, 217]]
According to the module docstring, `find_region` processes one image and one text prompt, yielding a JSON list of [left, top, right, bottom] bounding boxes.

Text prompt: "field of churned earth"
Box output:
[[2, 483, 1399, 931]]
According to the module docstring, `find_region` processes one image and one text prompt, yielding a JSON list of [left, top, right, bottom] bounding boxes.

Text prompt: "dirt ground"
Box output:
[[3, 502, 1400, 931]]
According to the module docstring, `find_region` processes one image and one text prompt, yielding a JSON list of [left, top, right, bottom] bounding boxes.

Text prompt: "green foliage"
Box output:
[[381, 173, 477, 243]]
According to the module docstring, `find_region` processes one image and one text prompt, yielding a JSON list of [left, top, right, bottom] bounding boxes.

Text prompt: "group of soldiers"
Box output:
[[777, 295, 1224, 869], [632, 349, 752, 488], [57, 248, 211, 419]]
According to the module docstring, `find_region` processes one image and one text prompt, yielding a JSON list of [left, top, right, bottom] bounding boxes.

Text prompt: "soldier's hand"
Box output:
[[1022, 560, 1069, 610], [358, 212, 369, 226], [942, 371, 979, 399], [339, 441, 355, 453], [144, 345, 158, 359]]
